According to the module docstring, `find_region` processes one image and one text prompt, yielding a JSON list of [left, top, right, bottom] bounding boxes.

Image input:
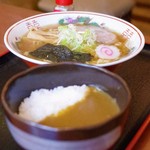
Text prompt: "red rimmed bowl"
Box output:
[[4, 11, 145, 69]]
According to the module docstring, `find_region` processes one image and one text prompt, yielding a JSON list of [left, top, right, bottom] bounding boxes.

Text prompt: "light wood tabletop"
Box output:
[[0, 3, 41, 56]]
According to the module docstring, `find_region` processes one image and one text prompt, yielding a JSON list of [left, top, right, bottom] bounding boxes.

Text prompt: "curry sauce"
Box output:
[[39, 86, 120, 128]]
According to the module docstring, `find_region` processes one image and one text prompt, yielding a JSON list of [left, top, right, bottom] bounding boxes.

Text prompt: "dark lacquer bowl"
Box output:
[[1, 63, 131, 150]]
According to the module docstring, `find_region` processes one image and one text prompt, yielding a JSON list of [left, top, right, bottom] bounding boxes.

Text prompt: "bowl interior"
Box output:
[[4, 11, 145, 67], [3, 63, 130, 116]]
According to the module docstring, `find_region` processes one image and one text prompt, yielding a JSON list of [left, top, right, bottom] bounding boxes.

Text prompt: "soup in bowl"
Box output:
[[4, 11, 145, 67], [1, 63, 131, 150]]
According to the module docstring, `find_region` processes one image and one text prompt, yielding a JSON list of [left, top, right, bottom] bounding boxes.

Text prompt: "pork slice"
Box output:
[[76, 25, 117, 44], [95, 29, 117, 44]]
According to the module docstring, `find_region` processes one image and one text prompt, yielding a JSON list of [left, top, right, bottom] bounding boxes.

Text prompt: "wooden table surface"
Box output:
[[0, 3, 41, 56], [0, 3, 150, 150], [131, 0, 150, 44]]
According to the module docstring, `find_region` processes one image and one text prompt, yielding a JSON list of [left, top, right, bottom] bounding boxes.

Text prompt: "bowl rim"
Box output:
[[1, 63, 131, 140], [4, 11, 145, 67]]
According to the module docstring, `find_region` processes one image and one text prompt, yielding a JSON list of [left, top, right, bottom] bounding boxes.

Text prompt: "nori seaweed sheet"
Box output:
[[29, 44, 92, 63]]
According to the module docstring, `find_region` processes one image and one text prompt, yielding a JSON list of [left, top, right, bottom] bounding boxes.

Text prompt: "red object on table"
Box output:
[[55, 0, 73, 5], [126, 114, 150, 150]]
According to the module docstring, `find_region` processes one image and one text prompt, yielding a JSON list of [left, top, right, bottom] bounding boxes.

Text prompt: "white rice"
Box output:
[[18, 85, 88, 122]]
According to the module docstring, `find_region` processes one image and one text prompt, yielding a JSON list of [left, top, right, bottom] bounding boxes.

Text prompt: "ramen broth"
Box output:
[[17, 23, 129, 64], [39, 86, 120, 128]]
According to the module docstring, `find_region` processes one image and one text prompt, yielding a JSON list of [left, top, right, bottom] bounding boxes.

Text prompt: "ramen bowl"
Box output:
[[4, 11, 145, 69], [1, 63, 131, 150]]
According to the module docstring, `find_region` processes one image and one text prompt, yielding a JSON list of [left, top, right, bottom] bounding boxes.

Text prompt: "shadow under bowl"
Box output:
[[1, 63, 131, 150]]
